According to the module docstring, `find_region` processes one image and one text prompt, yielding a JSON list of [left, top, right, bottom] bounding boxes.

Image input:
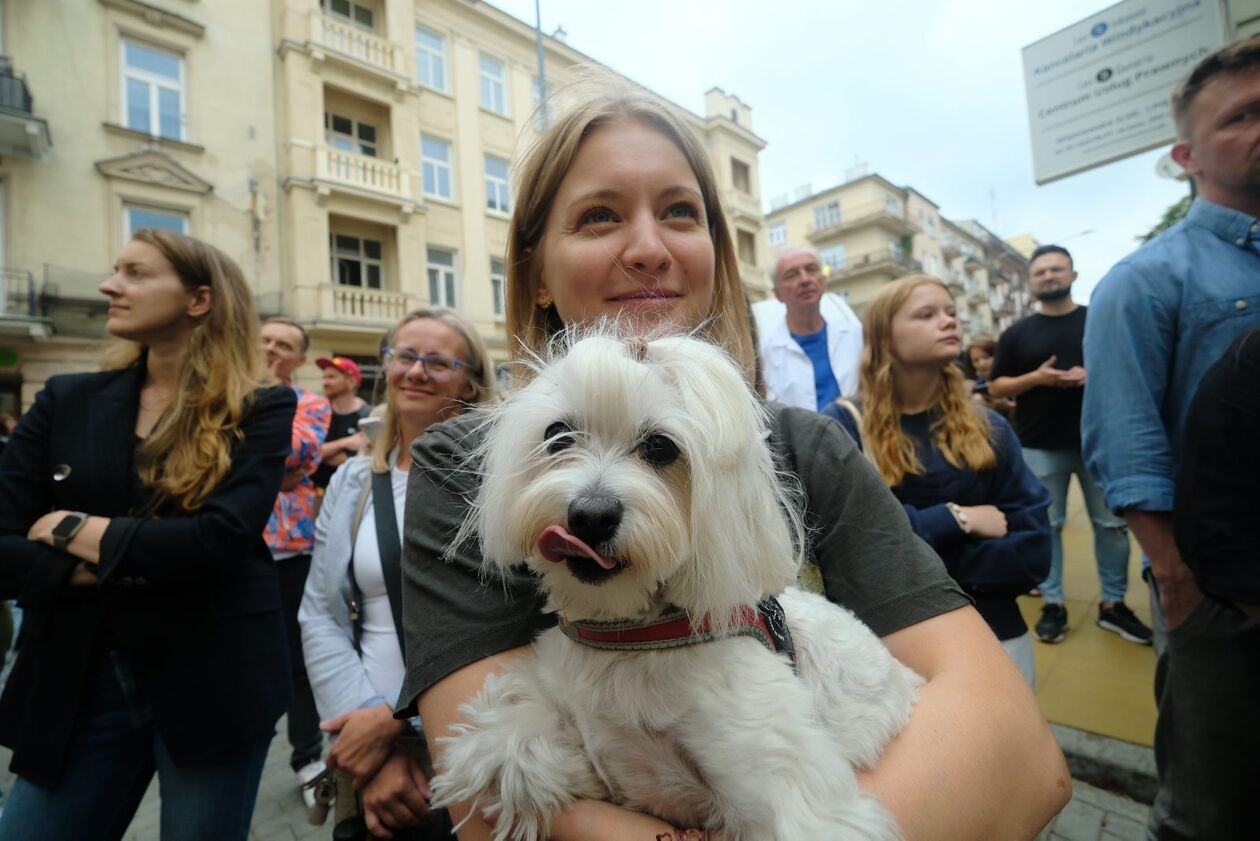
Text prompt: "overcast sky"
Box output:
[[492, 0, 1195, 302]]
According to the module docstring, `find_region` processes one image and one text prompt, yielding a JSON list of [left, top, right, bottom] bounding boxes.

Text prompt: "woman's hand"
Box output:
[[961, 504, 1008, 539], [322, 704, 408, 788], [361, 749, 433, 839], [27, 510, 107, 565]]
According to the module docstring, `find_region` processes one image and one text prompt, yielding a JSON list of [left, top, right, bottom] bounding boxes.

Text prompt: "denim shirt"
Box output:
[[1082, 198, 1260, 515]]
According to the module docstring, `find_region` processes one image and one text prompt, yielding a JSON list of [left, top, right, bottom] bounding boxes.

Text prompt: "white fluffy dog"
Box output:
[[430, 330, 922, 841]]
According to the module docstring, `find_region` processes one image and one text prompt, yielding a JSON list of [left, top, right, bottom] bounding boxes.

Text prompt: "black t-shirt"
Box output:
[[1174, 329, 1260, 607], [990, 308, 1088, 450], [313, 403, 370, 490]]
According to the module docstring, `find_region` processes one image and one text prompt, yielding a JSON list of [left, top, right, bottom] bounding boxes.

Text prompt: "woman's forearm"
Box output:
[[862, 608, 1070, 840]]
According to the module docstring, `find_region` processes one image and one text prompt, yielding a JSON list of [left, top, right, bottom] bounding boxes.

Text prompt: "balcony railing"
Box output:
[[807, 201, 915, 241], [0, 58, 51, 158], [0, 68, 32, 114], [322, 284, 411, 324], [312, 13, 402, 78], [0, 269, 37, 318], [832, 249, 922, 278], [316, 146, 405, 197]]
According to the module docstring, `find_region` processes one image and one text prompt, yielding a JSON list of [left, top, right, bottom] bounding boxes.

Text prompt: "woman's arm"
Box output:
[[861, 606, 1070, 840]]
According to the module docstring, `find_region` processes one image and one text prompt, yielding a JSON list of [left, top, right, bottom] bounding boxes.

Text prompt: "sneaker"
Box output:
[[1097, 602, 1153, 645], [1034, 604, 1068, 643], [297, 759, 326, 810]]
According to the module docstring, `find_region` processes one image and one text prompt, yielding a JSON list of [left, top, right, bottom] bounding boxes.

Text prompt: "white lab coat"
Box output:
[[755, 294, 863, 410]]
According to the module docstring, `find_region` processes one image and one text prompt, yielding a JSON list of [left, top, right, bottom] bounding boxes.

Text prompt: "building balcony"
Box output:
[[831, 249, 922, 281], [309, 12, 407, 88], [314, 146, 416, 211], [317, 283, 418, 327], [0, 269, 52, 338], [0, 58, 52, 159], [806, 201, 916, 242]]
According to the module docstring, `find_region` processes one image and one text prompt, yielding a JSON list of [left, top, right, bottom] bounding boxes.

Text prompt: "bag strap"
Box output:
[[346, 476, 373, 654], [832, 396, 863, 429], [370, 469, 407, 655]]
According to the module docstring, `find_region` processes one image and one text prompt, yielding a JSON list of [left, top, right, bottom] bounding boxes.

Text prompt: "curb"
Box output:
[[1051, 723, 1158, 805]]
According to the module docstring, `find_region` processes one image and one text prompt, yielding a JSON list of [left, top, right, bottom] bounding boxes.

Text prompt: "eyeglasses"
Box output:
[[381, 347, 471, 381]]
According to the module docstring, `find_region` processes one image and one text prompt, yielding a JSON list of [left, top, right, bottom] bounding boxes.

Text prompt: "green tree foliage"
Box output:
[[1140, 194, 1192, 242]]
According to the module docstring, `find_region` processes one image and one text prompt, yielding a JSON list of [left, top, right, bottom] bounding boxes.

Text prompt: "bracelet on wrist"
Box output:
[[947, 502, 972, 535]]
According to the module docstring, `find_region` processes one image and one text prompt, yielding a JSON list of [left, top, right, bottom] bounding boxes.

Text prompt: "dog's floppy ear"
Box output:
[[651, 338, 802, 630]]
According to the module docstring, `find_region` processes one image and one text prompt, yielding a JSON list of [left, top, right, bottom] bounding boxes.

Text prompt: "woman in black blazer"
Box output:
[[0, 230, 296, 840]]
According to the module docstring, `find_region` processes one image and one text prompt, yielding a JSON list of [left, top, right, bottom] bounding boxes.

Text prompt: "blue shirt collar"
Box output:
[[1185, 198, 1260, 248]]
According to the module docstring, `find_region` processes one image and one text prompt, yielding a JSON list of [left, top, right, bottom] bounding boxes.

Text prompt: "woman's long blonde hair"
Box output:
[[859, 276, 996, 487], [105, 229, 265, 512], [370, 307, 498, 472], [505, 70, 756, 389]]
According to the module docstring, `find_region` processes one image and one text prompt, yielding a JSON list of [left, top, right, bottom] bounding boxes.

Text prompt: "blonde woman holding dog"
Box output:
[[829, 276, 1052, 688], [398, 77, 1069, 841], [299, 308, 496, 839]]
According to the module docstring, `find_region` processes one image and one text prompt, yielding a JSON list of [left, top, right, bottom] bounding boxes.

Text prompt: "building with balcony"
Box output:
[[0, 0, 769, 409], [764, 173, 1032, 335]]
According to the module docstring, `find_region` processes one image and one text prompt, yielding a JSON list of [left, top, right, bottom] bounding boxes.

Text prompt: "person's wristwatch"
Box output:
[[51, 511, 89, 551]]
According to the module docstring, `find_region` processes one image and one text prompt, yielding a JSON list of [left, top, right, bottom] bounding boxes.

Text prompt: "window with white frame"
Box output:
[[322, 0, 374, 31], [813, 200, 840, 231], [484, 154, 511, 214], [124, 204, 188, 242], [123, 40, 184, 140], [427, 247, 457, 306], [490, 257, 506, 318], [330, 233, 384, 289], [768, 222, 786, 247], [415, 25, 447, 91], [479, 54, 507, 115], [421, 135, 453, 200], [819, 244, 846, 271], [324, 112, 377, 157]]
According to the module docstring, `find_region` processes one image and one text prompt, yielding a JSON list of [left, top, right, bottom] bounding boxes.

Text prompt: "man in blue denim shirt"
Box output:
[[1082, 37, 1260, 841]]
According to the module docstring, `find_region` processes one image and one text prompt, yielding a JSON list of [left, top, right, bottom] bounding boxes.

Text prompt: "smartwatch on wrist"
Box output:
[[52, 511, 89, 551]]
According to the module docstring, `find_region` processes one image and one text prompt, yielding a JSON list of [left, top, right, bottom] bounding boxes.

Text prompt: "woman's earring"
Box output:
[[536, 288, 554, 310]]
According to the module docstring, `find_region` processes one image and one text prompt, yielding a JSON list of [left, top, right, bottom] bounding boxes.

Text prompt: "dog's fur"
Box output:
[[431, 329, 922, 841]]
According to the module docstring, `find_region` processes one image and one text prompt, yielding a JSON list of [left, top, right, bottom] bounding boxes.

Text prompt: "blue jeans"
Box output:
[[1021, 447, 1130, 605], [0, 650, 271, 841]]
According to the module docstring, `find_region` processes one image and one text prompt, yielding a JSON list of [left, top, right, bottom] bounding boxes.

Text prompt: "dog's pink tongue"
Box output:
[[537, 525, 618, 570]]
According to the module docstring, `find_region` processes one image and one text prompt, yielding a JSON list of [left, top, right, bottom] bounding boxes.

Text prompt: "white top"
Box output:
[[754, 294, 864, 409], [351, 466, 409, 707]]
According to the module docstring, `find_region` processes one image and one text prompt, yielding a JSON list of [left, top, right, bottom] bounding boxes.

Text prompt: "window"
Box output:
[[729, 107, 739, 124], [813, 200, 840, 231], [330, 233, 384, 289], [731, 159, 751, 194], [421, 135, 453, 200], [490, 257, 506, 318], [415, 25, 447, 91], [885, 195, 903, 218], [485, 154, 511, 214], [479, 54, 507, 115], [323, 0, 374, 31], [737, 230, 756, 265], [124, 204, 188, 242], [324, 112, 377, 157], [427, 247, 457, 306], [123, 40, 184, 140], [819, 244, 846, 271], [768, 222, 786, 247]]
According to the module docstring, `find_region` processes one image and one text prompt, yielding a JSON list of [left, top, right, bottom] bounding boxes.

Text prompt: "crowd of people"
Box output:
[[0, 34, 1255, 841]]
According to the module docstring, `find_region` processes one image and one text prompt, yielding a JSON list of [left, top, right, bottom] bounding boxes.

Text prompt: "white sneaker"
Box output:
[[297, 759, 326, 810]]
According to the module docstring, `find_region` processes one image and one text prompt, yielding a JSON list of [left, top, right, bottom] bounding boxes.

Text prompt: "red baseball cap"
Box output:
[[316, 356, 362, 385]]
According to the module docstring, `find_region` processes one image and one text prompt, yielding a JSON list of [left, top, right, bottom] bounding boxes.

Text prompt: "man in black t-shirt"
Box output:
[[990, 245, 1151, 646], [313, 356, 370, 491]]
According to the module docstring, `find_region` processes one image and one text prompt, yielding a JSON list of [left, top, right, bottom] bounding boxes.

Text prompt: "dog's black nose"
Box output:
[[567, 496, 623, 547]]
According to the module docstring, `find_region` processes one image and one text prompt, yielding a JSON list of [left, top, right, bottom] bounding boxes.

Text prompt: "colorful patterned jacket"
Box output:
[[263, 382, 331, 556]]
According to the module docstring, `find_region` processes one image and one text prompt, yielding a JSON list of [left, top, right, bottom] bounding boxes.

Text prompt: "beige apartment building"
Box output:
[[0, 0, 769, 412], [764, 174, 1033, 337]]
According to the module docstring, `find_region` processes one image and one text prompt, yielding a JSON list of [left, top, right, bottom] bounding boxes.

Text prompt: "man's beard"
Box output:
[[1035, 286, 1073, 302]]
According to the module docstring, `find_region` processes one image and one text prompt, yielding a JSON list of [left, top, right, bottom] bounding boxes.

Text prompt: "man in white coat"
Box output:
[[758, 247, 863, 411]]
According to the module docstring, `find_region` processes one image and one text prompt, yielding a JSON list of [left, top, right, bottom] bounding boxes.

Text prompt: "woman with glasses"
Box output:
[[298, 308, 496, 839]]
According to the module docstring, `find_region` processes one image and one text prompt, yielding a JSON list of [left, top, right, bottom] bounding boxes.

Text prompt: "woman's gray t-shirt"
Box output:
[[395, 402, 969, 716]]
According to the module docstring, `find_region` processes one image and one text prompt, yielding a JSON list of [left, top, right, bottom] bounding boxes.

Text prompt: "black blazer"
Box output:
[[0, 365, 297, 787]]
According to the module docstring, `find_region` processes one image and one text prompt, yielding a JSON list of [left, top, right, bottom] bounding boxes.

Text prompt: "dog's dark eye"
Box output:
[[545, 421, 575, 455], [640, 434, 680, 468]]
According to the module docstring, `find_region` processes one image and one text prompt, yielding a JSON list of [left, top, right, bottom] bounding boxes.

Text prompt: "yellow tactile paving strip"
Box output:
[[1018, 482, 1157, 747]]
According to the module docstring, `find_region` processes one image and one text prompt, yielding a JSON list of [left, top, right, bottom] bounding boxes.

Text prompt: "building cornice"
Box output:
[[97, 0, 206, 38], [95, 148, 213, 194]]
